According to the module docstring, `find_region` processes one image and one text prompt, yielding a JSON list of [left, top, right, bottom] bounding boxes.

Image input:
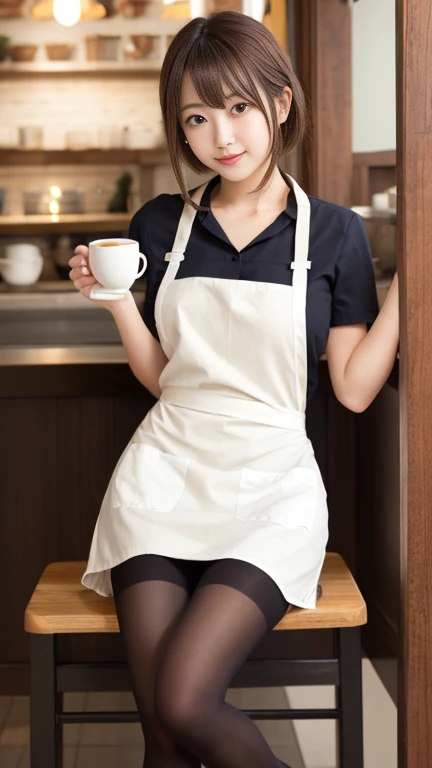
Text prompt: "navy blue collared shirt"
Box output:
[[129, 167, 379, 404]]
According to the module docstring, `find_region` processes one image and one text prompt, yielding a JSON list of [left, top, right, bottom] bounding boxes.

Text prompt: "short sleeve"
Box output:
[[330, 212, 380, 330], [128, 210, 139, 243], [128, 202, 160, 341]]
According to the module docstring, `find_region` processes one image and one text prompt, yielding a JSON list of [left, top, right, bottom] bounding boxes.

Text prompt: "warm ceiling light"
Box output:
[[30, 0, 106, 24], [54, 0, 81, 27]]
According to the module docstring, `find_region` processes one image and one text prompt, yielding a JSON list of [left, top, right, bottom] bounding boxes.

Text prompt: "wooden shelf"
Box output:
[[0, 149, 169, 166], [0, 280, 145, 297], [0, 212, 133, 236], [0, 60, 163, 76]]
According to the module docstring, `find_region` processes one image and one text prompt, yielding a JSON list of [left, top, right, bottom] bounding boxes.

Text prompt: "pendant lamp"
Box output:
[[30, 0, 107, 23]]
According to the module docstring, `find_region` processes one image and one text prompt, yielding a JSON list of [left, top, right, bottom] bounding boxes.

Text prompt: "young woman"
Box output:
[[69, 11, 399, 768]]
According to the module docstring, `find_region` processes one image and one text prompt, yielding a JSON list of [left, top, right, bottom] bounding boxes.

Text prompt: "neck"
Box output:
[[210, 163, 290, 215]]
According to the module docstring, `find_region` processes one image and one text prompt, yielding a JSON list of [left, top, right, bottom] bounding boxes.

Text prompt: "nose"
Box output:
[[213, 116, 235, 149]]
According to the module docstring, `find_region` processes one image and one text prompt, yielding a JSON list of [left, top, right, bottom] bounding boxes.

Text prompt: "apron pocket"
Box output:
[[112, 443, 190, 512], [236, 465, 318, 530]]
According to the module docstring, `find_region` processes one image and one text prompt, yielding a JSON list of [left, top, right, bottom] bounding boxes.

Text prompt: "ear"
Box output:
[[277, 86, 292, 124]]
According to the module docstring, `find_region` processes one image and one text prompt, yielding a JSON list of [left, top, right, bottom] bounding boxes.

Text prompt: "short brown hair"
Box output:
[[159, 10, 307, 212]]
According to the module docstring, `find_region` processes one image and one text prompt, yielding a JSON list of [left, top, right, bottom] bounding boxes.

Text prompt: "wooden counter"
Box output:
[[0, 212, 132, 236]]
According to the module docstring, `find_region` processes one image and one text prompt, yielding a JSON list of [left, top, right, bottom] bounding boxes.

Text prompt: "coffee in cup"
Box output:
[[88, 238, 147, 301]]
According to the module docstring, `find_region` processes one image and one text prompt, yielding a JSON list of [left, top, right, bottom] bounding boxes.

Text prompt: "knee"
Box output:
[[154, 667, 207, 740], [135, 704, 179, 754], [150, 716, 180, 755]]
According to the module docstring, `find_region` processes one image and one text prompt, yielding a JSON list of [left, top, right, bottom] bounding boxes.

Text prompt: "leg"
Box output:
[[30, 634, 62, 768], [111, 554, 204, 768], [154, 558, 291, 768], [337, 627, 364, 768]]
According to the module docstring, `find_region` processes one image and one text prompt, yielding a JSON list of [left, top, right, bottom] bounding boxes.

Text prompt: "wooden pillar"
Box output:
[[396, 0, 432, 765], [293, 0, 352, 205]]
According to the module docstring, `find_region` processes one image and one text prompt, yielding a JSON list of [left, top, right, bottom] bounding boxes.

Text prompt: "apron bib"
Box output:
[[82, 172, 329, 607]]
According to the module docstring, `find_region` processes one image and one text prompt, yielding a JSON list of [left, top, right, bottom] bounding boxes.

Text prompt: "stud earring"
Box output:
[[184, 139, 188, 144]]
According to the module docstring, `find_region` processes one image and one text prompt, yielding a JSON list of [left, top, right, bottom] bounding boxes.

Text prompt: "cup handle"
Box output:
[[136, 253, 147, 278]]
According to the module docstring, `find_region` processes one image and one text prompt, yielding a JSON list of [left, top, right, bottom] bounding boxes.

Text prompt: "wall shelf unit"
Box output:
[[0, 149, 169, 166], [0, 60, 163, 77]]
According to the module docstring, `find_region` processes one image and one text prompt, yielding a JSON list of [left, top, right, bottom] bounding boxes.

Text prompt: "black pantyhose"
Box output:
[[111, 555, 292, 768]]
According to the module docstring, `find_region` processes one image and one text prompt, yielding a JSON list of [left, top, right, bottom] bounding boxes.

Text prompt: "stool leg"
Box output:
[[30, 634, 63, 768], [337, 627, 364, 768]]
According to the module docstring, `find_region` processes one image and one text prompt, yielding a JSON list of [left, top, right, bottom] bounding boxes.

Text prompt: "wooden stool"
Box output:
[[24, 552, 367, 768]]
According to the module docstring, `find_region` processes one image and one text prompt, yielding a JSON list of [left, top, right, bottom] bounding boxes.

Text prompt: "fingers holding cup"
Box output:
[[73, 244, 89, 261]]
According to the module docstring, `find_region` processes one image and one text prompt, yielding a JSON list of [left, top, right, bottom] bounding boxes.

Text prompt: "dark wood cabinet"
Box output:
[[356, 380, 400, 704], [1, 358, 390, 694]]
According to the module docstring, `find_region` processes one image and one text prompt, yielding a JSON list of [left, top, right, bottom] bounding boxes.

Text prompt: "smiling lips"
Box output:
[[216, 152, 246, 165]]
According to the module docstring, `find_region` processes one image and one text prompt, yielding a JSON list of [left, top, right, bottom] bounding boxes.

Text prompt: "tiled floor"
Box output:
[[286, 659, 397, 768], [0, 687, 306, 768]]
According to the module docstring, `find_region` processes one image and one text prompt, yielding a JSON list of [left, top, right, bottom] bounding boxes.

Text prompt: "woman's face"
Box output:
[[179, 70, 291, 178]]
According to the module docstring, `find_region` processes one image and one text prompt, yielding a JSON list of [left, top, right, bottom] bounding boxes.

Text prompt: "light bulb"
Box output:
[[50, 186, 62, 198], [49, 200, 60, 214], [53, 0, 81, 27], [190, 0, 206, 14], [244, 0, 266, 21]]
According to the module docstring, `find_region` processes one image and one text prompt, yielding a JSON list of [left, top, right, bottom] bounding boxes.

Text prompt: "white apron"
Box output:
[[82, 172, 329, 608]]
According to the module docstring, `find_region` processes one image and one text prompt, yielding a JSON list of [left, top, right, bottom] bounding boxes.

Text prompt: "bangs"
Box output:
[[183, 39, 268, 115]]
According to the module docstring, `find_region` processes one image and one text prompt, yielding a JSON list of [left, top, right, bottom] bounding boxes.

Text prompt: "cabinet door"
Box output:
[[55, 394, 155, 665], [0, 399, 58, 691], [356, 380, 400, 705]]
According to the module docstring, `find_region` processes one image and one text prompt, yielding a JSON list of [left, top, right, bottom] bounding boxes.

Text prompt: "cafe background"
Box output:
[[0, 1, 400, 767]]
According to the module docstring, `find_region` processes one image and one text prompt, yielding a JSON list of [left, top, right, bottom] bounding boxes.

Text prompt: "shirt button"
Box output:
[[232, 254, 240, 261]]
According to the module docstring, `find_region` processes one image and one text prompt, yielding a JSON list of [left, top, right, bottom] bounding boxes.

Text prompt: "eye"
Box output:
[[185, 114, 206, 127], [231, 102, 250, 115]]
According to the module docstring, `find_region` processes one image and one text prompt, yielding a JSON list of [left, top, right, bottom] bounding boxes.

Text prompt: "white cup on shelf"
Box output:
[[97, 126, 125, 149], [18, 126, 43, 150], [0, 126, 19, 149], [0, 244, 44, 286], [371, 192, 390, 212]]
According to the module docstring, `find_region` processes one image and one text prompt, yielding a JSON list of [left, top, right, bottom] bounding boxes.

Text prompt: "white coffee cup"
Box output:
[[0, 244, 43, 285], [6, 243, 41, 261], [88, 238, 147, 301]]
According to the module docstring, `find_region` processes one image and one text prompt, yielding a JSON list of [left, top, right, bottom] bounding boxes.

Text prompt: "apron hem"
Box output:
[[81, 546, 321, 610]]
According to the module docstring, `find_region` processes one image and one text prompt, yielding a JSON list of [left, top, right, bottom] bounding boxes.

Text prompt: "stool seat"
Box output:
[[24, 552, 367, 634], [24, 550, 367, 767]]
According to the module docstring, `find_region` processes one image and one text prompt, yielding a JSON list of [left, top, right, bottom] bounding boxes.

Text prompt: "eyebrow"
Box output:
[[180, 92, 243, 113]]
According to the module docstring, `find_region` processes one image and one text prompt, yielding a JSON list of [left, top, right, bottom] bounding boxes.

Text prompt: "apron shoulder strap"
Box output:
[[165, 180, 210, 262], [282, 172, 311, 414]]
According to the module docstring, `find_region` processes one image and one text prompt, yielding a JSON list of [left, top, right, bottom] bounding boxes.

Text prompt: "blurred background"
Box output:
[[0, 0, 294, 344], [0, 0, 395, 307]]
